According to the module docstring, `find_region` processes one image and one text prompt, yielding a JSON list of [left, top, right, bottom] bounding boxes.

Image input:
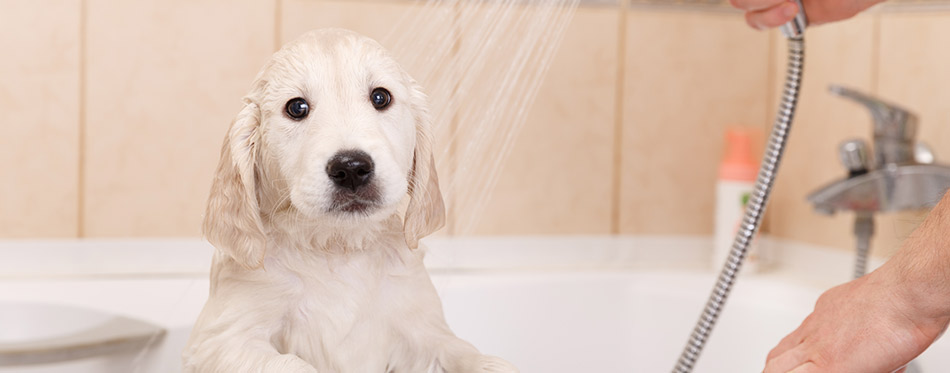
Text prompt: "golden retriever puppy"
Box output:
[[182, 29, 517, 373]]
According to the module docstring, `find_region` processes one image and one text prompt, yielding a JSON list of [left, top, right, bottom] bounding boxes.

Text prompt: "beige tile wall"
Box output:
[[5, 1, 950, 249], [281, 0, 430, 47], [621, 10, 770, 235], [0, 0, 81, 238], [82, 0, 275, 236]]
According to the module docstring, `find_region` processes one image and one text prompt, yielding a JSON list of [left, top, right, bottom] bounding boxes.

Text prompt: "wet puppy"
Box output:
[[183, 29, 517, 373]]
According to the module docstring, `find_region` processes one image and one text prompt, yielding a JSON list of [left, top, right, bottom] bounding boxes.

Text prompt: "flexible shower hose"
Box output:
[[853, 213, 874, 279], [672, 36, 805, 373]]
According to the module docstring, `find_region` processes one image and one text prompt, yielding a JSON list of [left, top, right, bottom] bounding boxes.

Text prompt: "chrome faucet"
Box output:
[[808, 86, 950, 274], [808, 85, 950, 217]]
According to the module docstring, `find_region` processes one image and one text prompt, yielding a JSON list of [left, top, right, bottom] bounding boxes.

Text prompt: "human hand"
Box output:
[[763, 263, 950, 372], [765, 191, 950, 372], [729, 0, 884, 30]]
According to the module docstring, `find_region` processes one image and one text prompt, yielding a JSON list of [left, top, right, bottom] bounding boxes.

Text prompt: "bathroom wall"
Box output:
[[2, 0, 948, 255], [1, 1, 80, 238], [621, 9, 770, 235]]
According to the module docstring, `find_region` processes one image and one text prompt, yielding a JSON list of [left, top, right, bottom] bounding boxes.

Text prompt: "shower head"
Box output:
[[779, 0, 808, 39]]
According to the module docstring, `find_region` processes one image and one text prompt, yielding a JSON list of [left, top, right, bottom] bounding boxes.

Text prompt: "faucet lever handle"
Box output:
[[828, 85, 918, 143]]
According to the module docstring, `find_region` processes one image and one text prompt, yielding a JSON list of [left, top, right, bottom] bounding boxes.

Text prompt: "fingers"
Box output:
[[767, 326, 804, 361], [729, 0, 787, 11], [744, 1, 799, 30], [764, 345, 809, 373], [788, 362, 821, 373]]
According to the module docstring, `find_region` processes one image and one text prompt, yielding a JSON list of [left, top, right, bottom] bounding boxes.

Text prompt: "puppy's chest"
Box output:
[[288, 269, 400, 335], [275, 257, 437, 368]]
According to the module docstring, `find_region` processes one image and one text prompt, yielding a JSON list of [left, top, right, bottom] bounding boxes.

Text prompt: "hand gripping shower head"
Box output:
[[780, 0, 808, 39], [672, 3, 807, 373]]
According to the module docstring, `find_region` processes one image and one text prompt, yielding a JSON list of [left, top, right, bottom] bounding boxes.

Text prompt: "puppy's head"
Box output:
[[203, 29, 445, 268]]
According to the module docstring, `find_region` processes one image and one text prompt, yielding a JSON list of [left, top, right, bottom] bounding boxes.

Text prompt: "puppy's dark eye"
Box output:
[[370, 88, 391, 110], [285, 98, 309, 120]]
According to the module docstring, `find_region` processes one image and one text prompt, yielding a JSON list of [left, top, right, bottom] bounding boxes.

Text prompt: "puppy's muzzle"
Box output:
[[326, 150, 380, 213], [327, 150, 374, 191]]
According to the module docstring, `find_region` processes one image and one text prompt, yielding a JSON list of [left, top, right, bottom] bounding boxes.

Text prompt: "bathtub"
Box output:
[[1, 237, 947, 372]]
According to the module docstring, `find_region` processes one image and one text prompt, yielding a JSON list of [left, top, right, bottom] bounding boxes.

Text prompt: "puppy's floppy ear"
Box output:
[[202, 100, 267, 269], [404, 106, 446, 249]]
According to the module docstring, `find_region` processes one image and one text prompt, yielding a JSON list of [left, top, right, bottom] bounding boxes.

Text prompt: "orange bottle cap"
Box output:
[[719, 128, 759, 181]]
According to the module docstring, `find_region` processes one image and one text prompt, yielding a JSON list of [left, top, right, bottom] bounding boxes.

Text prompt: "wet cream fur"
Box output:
[[182, 29, 517, 373]]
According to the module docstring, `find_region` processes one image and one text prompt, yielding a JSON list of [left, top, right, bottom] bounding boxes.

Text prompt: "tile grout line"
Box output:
[[77, 0, 88, 238], [870, 13, 881, 95], [610, 1, 628, 235], [275, 0, 283, 50]]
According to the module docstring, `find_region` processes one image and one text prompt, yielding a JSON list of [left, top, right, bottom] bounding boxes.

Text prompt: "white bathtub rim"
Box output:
[[0, 235, 883, 290]]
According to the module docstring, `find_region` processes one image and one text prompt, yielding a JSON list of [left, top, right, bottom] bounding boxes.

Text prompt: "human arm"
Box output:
[[763, 190, 950, 372]]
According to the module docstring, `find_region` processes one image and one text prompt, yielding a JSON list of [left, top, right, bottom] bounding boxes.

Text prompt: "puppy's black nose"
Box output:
[[326, 150, 374, 191]]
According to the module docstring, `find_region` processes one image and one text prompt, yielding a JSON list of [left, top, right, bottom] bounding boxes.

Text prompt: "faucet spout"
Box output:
[[808, 164, 950, 214]]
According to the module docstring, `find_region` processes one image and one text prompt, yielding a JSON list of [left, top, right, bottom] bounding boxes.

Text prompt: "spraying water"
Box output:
[[382, 0, 580, 233]]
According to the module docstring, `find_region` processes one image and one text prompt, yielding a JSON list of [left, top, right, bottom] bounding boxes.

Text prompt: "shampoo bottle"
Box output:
[[713, 128, 766, 273]]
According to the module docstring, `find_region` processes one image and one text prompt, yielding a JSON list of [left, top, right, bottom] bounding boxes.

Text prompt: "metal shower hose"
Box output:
[[672, 36, 805, 372]]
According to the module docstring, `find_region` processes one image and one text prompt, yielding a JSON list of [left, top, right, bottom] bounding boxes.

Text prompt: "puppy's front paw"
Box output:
[[473, 355, 519, 373], [263, 354, 318, 373]]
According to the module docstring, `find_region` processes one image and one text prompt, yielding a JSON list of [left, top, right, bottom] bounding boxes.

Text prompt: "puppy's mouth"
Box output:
[[329, 189, 381, 214]]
